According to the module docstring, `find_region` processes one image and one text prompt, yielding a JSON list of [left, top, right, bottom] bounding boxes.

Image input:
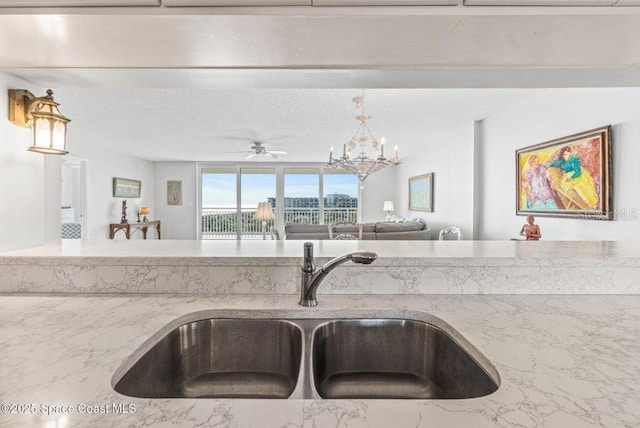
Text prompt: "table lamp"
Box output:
[[140, 206, 149, 222], [383, 200, 394, 222], [254, 202, 275, 240]]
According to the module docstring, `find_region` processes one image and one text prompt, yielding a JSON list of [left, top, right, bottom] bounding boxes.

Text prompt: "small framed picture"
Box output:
[[167, 180, 182, 205], [113, 177, 141, 198], [408, 173, 434, 212]]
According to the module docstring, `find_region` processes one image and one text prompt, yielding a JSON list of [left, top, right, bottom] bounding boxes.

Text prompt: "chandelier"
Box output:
[[327, 89, 399, 186]]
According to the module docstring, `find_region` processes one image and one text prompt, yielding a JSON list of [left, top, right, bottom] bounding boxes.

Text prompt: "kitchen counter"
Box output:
[[2, 240, 639, 294], [1, 293, 639, 428], [4, 239, 640, 264]]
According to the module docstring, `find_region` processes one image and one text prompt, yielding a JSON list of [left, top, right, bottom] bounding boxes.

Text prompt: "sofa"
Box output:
[[284, 219, 431, 240]]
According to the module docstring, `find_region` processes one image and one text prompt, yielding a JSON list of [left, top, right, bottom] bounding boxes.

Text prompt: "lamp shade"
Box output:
[[383, 200, 394, 212], [27, 90, 70, 155], [254, 202, 275, 221], [140, 207, 149, 215]]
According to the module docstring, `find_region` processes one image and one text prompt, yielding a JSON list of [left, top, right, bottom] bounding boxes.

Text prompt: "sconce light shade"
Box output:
[[8, 89, 70, 155]]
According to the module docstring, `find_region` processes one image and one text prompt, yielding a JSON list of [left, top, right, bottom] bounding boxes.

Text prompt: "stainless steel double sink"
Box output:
[[113, 312, 500, 400]]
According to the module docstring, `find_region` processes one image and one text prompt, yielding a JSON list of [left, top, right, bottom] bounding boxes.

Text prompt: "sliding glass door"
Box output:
[[201, 168, 237, 239], [324, 170, 358, 223], [240, 168, 276, 237], [284, 168, 320, 224], [200, 165, 358, 240]]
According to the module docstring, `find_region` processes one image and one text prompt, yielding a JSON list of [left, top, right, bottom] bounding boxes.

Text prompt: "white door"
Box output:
[[61, 157, 88, 239]]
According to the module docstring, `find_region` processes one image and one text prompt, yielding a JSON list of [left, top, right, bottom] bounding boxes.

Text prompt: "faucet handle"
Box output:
[[302, 242, 316, 273]]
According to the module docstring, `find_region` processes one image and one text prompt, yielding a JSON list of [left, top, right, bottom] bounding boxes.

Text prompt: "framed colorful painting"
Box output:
[[516, 125, 612, 220], [408, 173, 434, 212]]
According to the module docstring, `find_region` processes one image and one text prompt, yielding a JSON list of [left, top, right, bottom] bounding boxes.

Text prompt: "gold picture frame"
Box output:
[[408, 173, 434, 212], [113, 177, 141, 198], [516, 125, 612, 220]]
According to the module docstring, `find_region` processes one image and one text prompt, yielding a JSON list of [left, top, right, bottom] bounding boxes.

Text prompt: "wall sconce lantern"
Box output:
[[8, 89, 71, 155]]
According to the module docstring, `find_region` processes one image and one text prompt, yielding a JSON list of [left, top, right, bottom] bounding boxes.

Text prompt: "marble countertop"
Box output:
[[3, 240, 640, 267], [0, 293, 638, 428]]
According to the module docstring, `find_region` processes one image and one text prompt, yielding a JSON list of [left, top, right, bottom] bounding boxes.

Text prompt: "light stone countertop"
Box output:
[[2, 240, 640, 267], [0, 293, 638, 428], [2, 240, 640, 295]]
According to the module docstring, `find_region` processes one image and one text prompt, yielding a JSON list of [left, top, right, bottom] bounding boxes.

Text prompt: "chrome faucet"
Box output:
[[299, 242, 378, 307]]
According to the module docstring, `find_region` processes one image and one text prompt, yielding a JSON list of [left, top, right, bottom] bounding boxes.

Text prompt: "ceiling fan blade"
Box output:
[[268, 153, 281, 159], [224, 151, 252, 154], [245, 153, 257, 160], [268, 151, 288, 155]]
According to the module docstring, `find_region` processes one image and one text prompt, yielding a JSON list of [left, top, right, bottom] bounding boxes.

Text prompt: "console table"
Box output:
[[109, 221, 161, 239]]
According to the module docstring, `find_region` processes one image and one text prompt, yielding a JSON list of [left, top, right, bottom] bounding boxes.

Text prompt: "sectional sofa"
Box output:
[[283, 220, 431, 240]]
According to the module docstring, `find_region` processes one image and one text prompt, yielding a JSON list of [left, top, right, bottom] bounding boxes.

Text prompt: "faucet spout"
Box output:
[[299, 242, 378, 307]]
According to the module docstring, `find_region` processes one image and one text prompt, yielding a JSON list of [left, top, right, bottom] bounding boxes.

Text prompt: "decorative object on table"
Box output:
[[120, 200, 128, 224], [136, 211, 141, 223], [439, 225, 463, 240], [329, 221, 363, 240], [516, 125, 612, 220], [327, 89, 399, 187], [167, 180, 182, 205], [140, 206, 149, 222], [113, 177, 141, 198], [383, 200, 394, 221], [519, 215, 541, 240], [409, 173, 434, 212], [8, 88, 71, 155], [254, 202, 275, 240]]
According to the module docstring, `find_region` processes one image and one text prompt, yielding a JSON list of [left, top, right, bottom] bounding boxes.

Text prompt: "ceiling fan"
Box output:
[[225, 141, 288, 160]]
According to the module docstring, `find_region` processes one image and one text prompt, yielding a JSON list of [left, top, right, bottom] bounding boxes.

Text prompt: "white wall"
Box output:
[[394, 123, 476, 239], [67, 141, 154, 240], [153, 162, 197, 240], [480, 88, 640, 240], [360, 167, 396, 223], [0, 74, 45, 252]]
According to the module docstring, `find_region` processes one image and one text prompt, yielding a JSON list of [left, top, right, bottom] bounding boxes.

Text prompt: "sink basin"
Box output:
[[312, 319, 499, 399], [114, 319, 303, 399], [113, 312, 499, 400]]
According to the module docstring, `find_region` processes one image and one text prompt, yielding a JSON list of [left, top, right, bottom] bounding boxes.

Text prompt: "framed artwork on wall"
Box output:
[[167, 180, 183, 205], [409, 173, 434, 212], [516, 125, 612, 220], [113, 177, 141, 198]]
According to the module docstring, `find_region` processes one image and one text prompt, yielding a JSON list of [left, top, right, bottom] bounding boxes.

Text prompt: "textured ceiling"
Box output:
[[2, 4, 638, 164], [55, 87, 537, 162]]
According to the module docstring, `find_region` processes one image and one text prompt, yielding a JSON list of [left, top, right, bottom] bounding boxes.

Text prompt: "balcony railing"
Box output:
[[201, 206, 358, 239]]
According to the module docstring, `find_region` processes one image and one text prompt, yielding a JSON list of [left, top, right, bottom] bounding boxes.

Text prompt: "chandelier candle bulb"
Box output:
[[380, 137, 385, 158], [329, 146, 333, 162], [394, 145, 399, 161], [342, 144, 346, 158]]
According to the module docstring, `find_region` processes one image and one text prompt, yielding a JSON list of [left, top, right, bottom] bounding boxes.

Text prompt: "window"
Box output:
[[284, 168, 320, 224], [201, 168, 237, 239], [324, 170, 358, 223], [240, 168, 276, 236], [200, 165, 358, 239]]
